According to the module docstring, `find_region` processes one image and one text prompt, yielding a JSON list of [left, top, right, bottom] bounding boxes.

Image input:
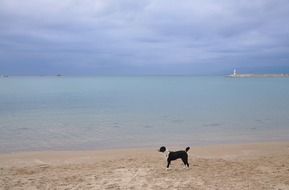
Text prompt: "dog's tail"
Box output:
[[185, 147, 190, 152]]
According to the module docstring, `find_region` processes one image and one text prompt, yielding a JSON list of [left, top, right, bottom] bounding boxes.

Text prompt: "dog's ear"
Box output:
[[159, 146, 166, 152]]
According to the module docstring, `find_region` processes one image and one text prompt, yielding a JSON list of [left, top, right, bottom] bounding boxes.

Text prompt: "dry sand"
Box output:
[[1, 142, 289, 190]]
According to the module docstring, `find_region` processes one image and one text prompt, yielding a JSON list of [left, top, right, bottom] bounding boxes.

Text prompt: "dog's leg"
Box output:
[[182, 157, 189, 168], [166, 160, 171, 169]]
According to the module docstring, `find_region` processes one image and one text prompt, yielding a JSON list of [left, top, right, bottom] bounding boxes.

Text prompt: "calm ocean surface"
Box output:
[[0, 76, 289, 153]]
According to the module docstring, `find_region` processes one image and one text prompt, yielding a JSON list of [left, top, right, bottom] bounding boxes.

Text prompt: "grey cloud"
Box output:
[[0, 0, 289, 75]]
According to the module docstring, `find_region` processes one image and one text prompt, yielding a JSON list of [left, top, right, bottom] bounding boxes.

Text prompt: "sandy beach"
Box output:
[[1, 142, 289, 190]]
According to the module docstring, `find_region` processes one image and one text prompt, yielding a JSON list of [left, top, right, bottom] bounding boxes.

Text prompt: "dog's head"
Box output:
[[159, 146, 166, 152]]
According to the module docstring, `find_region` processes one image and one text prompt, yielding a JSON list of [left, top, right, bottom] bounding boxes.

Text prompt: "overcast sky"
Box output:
[[0, 0, 289, 75]]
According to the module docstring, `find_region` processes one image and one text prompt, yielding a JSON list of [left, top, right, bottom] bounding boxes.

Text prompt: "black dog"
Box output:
[[159, 146, 190, 168]]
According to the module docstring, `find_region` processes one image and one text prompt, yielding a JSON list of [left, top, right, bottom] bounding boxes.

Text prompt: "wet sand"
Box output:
[[1, 142, 289, 190]]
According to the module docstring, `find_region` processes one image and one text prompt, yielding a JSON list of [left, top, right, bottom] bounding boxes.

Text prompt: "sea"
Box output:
[[0, 76, 289, 153]]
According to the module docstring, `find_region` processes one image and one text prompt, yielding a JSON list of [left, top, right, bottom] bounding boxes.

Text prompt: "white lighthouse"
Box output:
[[233, 69, 237, 76]]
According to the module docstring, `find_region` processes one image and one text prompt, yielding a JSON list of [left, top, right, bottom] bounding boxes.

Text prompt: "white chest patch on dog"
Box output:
[[164, 150, 170, 158]]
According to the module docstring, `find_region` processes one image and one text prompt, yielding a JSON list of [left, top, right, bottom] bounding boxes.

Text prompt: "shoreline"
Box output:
[[1, 141, 289, 189], [1, 140, 288, 157]]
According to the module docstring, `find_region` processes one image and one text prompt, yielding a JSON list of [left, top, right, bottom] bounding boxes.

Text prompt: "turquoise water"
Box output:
[[0, 76, 289, 153]]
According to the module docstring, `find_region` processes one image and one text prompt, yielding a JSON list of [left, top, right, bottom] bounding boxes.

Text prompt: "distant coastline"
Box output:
[[227, 69, 289, 78], [228, 73, 289, 78]]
